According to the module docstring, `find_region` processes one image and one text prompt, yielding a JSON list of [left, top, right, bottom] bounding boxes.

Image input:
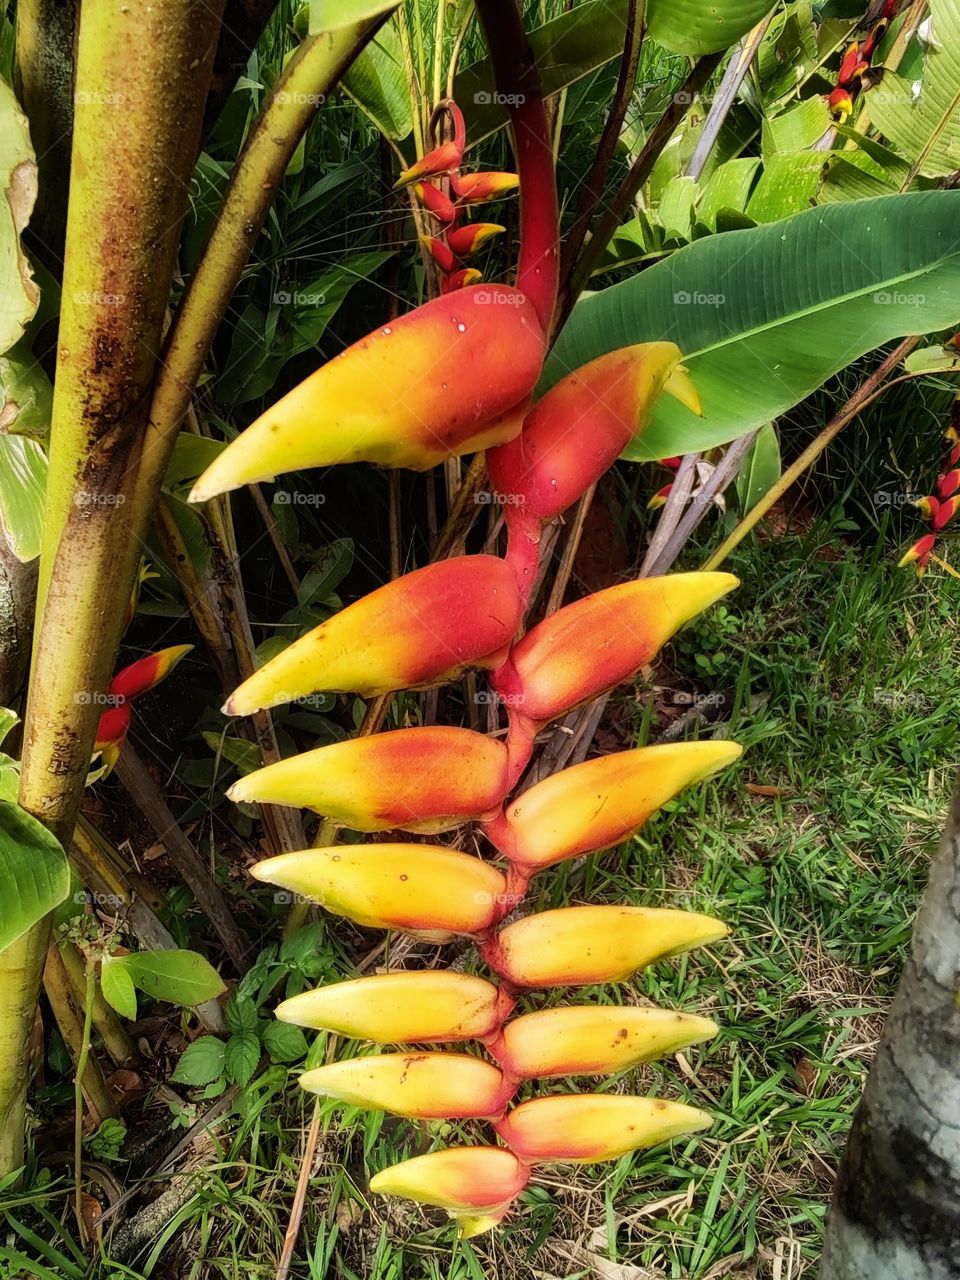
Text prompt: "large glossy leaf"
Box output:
[[0, 800, 70, 953], [0, 433, 46, 561], [647, 0, 775, 55], [867, 0, 960, 178], [544, 191, 960, 460], [0, 76, 38, 355], [343, 23, 412, 140], [458, 0, 631, 141]]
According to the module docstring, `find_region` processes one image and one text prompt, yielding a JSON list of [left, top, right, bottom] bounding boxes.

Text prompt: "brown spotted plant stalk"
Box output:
[[187, 0, 742, 1237]]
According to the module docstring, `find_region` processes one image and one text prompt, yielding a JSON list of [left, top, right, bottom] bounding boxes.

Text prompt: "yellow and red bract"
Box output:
[[441, 267, 483, 293], [224, 556, 522, 715], [251, 844, 507, 941], [395, 139, 464, 189], [494, 1095, 712, 1162], [276, 971, 505, 1043], [370, 1146, 530, 1239], [488, 343, 699, 528], [451, 171, 520, 203], [93, 702, 132, 775], [493, 573, 738, 730], [486, 740, 742, 874], [484, 905, 728, 988], [300, 1052, 513, 1118], [229, 726, 510, 833], [494, 1005, 718, 1079], [414, 181, 457, 225], [94, 644, 192, 774], [188, 286, 546, 499], [446, 223, 505, 258], [421, 234, 458, 273], [109, 644, 192, 701]]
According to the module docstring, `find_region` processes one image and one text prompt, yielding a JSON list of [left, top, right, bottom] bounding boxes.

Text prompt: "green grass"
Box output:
[[5, 521, 958, 1279]]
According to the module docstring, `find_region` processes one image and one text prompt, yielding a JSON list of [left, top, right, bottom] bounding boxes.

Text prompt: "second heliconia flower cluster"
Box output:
[[394, 99, 518, 295], [899, 389, 960, 575]]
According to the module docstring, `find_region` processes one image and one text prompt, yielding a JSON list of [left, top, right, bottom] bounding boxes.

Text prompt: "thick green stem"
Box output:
[[0, 926, 48, 1173], [3, 0, 225, 1180]]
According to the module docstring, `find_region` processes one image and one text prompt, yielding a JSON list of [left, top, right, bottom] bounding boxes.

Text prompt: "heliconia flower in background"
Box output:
[[93, 644, 192, 774], [440, 267, 482, 294], [899, 394, 960, 575], [825, 2, 896, 121], [451, 171, 520, 203], [395, 100, 465, 189], [421, 234, 457, 273], [223, 556, 522, 715], [414, 181, 457, 225], [446, 222, 505, 258]]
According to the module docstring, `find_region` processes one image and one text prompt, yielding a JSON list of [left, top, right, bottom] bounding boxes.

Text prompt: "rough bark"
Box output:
[[821, 776, 960, 1278]]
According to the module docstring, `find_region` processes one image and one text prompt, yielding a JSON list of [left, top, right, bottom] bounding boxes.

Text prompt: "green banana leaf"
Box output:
[[544, 191, 960, 461], [0, 800, 70, 952], [867, 0, 960, 178], [647, 0, 775, 55]]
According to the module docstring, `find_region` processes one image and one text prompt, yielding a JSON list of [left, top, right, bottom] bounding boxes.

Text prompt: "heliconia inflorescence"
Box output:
[[93, 644, 192, 774], [899, 384, 960, 575], [195, 60, 742, 1238], [825, 0, 898, 122]]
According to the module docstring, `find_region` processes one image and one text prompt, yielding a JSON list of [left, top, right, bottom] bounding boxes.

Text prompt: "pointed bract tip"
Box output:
[[663, 365, 702, 416]]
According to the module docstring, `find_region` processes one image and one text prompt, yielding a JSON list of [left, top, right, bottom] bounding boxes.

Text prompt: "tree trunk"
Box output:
[[821, 776, 960, 1278]]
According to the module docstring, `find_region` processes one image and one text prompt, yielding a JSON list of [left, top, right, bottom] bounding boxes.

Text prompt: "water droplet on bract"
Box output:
[[457, 323, 466, 333], [383, 326, 392, 335]]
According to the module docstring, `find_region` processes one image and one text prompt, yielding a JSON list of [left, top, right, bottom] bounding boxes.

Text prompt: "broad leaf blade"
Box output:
[[867, 0, 960, 178], [647, 0, 775, 55], [343, 24, 412, 140], [0, 799, 70, 952], [0, 431, 46, 562], [545, 191, 960, 460], [100, 955, 139, 1021], [736, 424, 781, 513], [121, 950, 226, 1007]]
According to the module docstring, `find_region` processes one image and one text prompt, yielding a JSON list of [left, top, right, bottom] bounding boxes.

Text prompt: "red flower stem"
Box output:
[[473, 0, 559, 333]]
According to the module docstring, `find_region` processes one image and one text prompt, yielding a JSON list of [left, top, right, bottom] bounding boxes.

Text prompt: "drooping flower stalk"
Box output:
[[201, 0, 742, 1239]]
